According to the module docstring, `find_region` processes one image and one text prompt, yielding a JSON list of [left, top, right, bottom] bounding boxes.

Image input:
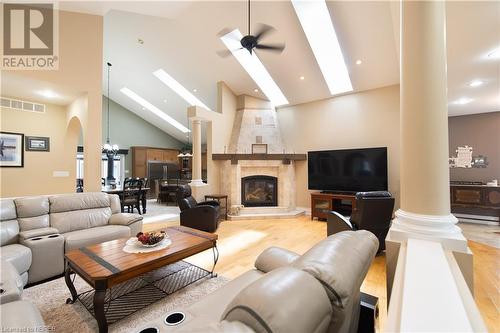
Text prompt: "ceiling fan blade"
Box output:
[[217, 27, 237, 38], [254, 23, 276, 41], [255, 43, 285, 53], [216, 47, 243, 58]]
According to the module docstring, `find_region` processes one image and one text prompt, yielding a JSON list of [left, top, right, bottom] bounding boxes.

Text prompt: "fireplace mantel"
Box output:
[[212, 153, 306, 165]]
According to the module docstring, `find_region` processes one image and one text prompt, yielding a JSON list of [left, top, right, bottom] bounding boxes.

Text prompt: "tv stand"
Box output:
[[311, 192, 357, 220]]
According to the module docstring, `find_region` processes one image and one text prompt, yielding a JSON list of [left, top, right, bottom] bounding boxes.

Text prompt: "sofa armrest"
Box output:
[[109, 213, 143, 226], [255, 246, 300, 273], [18, 227, 59, 241], [0, 261, 23, 304]]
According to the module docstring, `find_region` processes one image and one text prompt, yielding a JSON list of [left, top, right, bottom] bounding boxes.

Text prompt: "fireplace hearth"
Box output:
[[241, 175, 278, 207]]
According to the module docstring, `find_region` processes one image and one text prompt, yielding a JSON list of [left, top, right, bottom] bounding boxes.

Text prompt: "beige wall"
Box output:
[[277, 85, 401, 209], [0, 103, 77, 197], [3, 10, 103, 192]]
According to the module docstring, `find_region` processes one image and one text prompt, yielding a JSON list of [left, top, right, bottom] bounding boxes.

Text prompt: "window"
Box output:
[[75, 154, 125, 185]]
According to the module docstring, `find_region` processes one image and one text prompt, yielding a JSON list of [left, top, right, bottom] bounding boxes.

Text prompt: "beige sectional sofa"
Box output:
[[0, 192, 143, 285], [139, 230, 379, 333]]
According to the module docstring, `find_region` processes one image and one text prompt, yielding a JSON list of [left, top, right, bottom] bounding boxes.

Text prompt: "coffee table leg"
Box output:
[[64, 265, 78, 304], [94, 288, 108, 333], [211, 245, 219, 277]]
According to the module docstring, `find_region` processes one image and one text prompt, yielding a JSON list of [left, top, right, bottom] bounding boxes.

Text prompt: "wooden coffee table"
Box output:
[[64, 226, 218, 333]]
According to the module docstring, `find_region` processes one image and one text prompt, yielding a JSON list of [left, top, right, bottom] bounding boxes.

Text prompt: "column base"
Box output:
[[189, 179, 207, 187], [388, 209, 467, 252]]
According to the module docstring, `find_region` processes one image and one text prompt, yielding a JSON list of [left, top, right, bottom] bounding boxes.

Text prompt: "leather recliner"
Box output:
[[327, 191, 395, 253], [177, 185, 221, 233], [138, 230, 379, 333]]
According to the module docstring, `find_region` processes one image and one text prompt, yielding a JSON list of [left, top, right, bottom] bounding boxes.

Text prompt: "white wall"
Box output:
[[277, 85, 401, 208]]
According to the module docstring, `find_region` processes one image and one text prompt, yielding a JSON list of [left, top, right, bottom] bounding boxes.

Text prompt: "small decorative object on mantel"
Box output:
[[252, 143, 268, 154], [26, 136, 50, 152], [0, 131, 24, 167]]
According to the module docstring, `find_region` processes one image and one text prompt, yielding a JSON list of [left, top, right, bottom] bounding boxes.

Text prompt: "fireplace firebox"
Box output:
[[241, 175, 278, 207]]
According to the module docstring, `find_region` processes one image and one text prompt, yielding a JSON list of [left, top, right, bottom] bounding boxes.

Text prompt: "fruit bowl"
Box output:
[[135, 231, 167, 247]]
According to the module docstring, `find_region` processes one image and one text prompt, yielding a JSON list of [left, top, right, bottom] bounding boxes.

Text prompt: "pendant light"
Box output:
[[102, 62, 119, 155]]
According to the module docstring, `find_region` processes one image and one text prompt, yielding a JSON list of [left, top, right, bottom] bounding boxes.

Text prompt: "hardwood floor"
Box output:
[[144, 216, 499, 332]]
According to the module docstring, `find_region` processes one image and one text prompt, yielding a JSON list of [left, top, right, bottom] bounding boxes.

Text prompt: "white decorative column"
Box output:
[[189, 118, 205, 187], [387, 1, 467, 251]]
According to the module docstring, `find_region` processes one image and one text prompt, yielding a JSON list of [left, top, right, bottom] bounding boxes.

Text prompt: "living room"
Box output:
[[1, 1, 498, 332]]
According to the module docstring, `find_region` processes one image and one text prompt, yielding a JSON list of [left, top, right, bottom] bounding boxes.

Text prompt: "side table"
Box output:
[[205, 194, 228, 220]]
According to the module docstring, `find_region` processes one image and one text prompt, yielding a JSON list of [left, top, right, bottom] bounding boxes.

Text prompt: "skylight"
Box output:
[[219, 29, 289, 106], [120, 87, 190, 133], [153, 69, 211, 110], [291, 0, 353, 95]]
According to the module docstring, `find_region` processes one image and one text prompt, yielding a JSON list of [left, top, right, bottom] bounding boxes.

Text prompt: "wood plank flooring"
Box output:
[[144, 216, 499, 332]]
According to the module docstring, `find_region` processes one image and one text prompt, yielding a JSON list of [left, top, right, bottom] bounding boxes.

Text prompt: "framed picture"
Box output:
[[26, 136, 50, 152], [0, 132, 24, 167], [252, 144, 268, 154]]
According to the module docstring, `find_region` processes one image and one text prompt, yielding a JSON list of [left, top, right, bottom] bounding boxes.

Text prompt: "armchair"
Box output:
[[177, 185, 220, 232], [327, 191, 394, 253]]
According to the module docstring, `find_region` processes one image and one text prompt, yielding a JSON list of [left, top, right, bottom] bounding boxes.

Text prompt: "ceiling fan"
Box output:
[[217, 0, 285, 57]]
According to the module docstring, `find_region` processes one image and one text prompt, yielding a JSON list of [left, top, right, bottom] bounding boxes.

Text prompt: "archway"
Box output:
[[65, 116, 84, 192]]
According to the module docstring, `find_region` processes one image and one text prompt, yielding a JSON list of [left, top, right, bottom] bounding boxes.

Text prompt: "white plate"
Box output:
[[126, 235, 169, 247]]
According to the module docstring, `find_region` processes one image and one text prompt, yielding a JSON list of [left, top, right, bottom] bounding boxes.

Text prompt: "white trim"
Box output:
[[388, 209, 468, 252], [297, 206, 311, 216], [189, 179, 206, 187]]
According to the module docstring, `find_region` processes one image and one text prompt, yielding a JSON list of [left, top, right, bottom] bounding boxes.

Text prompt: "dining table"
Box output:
[[101, 186, 150, 214]]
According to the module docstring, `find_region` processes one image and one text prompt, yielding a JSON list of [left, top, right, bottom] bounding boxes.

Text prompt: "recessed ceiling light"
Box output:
[[299, 76, 305, 80], [468, 80, 483, 87], [142, 107, 145, 110], [163, 99, 167, 103], [292, 0, 353, 95], [220, 29, 289, 106], [254, 88, 259, 93], [153, 69, 211, 110], [120, 87, 190, 133], [487, 48, 499, 59], [37, 90, 58, 98], [193, 89, 197, 93], [356, 60, 362, 65], [452, 97, 473, 105]]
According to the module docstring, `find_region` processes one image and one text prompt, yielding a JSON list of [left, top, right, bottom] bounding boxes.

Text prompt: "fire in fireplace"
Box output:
[[241, 175, 278, 207]]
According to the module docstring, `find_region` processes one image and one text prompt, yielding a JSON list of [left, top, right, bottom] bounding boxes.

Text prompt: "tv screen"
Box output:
[[308, 147, 388, 193]]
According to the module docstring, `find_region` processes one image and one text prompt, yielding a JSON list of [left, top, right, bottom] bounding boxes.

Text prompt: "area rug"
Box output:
[[22, 274, 229, 333]]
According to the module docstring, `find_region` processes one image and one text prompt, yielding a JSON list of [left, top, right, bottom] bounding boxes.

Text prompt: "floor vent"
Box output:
[[0, 96, 46, 113]]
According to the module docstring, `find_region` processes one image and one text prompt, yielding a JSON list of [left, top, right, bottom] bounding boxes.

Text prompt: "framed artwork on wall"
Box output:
[[0, 132, 24, 167], [252, 144, 268, 154], [26, 136, 50, 152]]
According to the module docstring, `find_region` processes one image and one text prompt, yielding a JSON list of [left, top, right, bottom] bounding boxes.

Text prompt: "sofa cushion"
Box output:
[[0, 244, 32, 274], [18, 215, 50, 232], [0, 260, 24, 304], [109, 194, 121, 214], [63, 225, 131, 252], [51, 208, 112, 234], [222, 267, 332, 333], [14, 196, 49, 218], [0, 199, 17, 221], [292, 230, 378, 306], [0, 300, 45, 329], [0, 219, 19, 246], [49, 192, 111, 213]]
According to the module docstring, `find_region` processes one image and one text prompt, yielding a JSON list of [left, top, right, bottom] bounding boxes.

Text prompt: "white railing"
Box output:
[[386, 238, 486, 332]]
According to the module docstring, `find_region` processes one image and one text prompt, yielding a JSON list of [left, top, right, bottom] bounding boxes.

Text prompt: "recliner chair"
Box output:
[[177, 185, 221, 232], [327, 191, 394, 253]]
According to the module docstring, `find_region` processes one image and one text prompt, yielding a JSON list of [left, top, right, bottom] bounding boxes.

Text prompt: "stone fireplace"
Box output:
[[214, 95, 306, 219], [241, 175, 278, 207]]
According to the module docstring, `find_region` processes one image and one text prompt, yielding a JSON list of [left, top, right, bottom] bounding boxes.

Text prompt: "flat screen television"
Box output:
[[308, 147, 388, 193]]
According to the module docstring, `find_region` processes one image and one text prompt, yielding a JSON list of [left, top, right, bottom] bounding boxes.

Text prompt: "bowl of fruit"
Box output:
[[135, 231, 167, 247]]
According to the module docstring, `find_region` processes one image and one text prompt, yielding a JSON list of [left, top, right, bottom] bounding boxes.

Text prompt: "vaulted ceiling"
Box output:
[[8, 1, 499, 143]]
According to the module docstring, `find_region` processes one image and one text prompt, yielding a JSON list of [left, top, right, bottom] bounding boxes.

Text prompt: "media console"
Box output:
[[311, 192, 356, 220]]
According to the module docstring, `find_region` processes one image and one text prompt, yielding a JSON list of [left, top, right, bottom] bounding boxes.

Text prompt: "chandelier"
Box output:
[[102, 62, 119, 156]]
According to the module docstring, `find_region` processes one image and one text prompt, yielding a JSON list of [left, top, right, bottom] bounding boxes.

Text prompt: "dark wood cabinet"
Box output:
[[450, 185, 500, 223], [131, 146, 181, 178], [311, 192, 356, 220]]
